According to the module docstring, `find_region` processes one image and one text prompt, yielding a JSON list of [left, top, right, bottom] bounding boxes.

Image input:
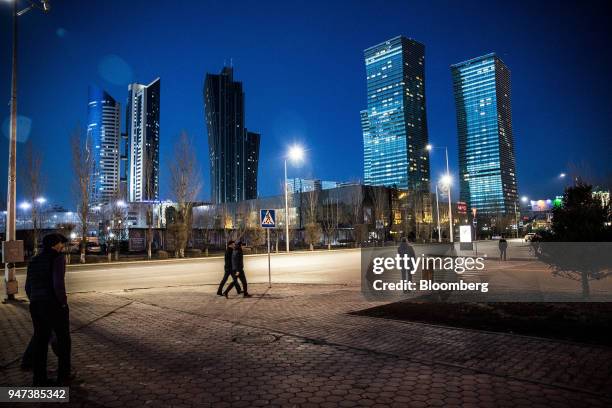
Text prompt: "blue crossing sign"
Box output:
[[260, 209, 276, 228]]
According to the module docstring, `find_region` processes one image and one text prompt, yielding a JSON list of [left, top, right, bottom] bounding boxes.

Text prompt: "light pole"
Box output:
[[4, 0, 51, 300], [427, 144, 454, 243], [284, 145, 304, 252], [434, 184, 441, 243]]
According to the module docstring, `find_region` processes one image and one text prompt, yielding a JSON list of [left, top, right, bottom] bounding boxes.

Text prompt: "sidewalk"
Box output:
[[1, 284, 611, 407]]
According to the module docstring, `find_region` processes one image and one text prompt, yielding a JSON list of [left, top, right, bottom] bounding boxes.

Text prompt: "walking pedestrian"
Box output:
[[499, 236, 508, 261], [25, 233, 74, 386], [398, 237, 416, 293], [217, 240, 242, 297], [224, 241, 251, 298]]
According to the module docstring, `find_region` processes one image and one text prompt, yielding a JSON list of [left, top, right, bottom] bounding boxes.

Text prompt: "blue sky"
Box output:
[[1, 0, 610, 208]]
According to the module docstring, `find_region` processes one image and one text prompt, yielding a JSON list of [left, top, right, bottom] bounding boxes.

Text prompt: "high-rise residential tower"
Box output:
[[361, 36, 430, 191], [87, 85, 121, 205], [126, 78, 160, 202], [451, 53, 518, 215], [204, 67, 260, 203]]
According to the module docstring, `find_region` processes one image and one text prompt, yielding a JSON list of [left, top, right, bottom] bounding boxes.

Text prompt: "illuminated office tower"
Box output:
[[127, 78, 160, 202], [451, 53, 518, 215], [87, 85, 121, 205], [361, 36, 430, 191], [204, 67, 260, 203]]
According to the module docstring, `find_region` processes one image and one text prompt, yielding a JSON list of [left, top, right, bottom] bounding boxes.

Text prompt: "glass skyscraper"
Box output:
[[127, 78, 160, 202], [204, 67, 260, 203], [361, 36, 430, 192], [87, 85, 121, 205], [451, 53, 518, 215]]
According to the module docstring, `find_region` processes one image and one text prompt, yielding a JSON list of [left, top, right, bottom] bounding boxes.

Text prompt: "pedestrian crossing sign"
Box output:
[[260, 209, 276, 228]]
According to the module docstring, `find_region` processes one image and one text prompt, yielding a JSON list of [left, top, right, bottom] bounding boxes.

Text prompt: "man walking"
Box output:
[[398, 237, 416, 293], [217, 240, 241, 297], [499, 236, 508, 261], [224, 241, 252, 298], [25, 233, 73, 386]]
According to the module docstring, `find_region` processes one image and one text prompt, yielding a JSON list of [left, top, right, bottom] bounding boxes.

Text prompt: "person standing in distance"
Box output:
[[25, 233, 73, 386]]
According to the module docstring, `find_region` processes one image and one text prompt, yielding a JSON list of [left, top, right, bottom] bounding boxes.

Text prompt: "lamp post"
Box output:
[[434, 184, 441, 243], [427, 144, 454, 243], [284, 145, 304, 252], [4, 0, 51, 300]]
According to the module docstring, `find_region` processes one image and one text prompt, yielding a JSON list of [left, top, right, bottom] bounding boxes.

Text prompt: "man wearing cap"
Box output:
[[25, 233, 73, 386]]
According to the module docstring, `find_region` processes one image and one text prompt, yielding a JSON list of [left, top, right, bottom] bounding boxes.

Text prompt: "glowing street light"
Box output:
[[559, 173, 566, 178], [284, 144, 305, 252], [19, 201, 31, 210], [35, 196, 46, 204], [521, 196, 529, 203], [428, 143, 454, 243]]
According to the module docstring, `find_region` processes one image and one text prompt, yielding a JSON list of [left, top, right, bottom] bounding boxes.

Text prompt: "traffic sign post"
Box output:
[[260, 210, 276, 288]]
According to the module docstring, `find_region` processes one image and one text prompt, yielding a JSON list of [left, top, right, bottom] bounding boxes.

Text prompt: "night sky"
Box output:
[[1, 0, 610, 208]]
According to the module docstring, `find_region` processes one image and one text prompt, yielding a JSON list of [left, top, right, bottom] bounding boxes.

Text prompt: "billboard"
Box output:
[[530, 199, 553, 212], [457, 201, 467, 214]]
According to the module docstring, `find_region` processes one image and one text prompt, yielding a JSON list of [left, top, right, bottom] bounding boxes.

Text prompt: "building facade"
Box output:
[[361, 36, 431, 192], [127, 78, 160, 202], [87, 85, 121, 205], [451, 53, 518, 215], [204, 67, 260, 204]]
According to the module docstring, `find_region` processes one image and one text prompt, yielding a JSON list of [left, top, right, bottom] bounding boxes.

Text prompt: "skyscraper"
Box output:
[[87, 85, 121, 205], [244, 130, 260, 200], [361, 36, 430, 192], [451, 53, 518, 215], [204, 67, 260, 203], [126, 78, 160, 202]]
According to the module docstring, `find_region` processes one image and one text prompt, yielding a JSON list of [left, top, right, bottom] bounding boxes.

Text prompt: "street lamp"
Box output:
[[35, 197, 46, 204], [284, 144, 305, 252], [4, 0, 51, 300], [428, 144, 454, 243], [521, 196, 529, 203], [559, 173, 566, 178], [434, 184, 441, 243]]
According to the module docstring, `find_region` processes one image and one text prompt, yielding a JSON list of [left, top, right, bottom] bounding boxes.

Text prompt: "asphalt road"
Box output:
[[14, 249, 364, 292], [11, 240, 611, 299]]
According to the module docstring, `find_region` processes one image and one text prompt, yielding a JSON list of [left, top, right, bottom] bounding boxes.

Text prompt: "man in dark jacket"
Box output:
[[224, 241, 251, 298], [25, 233, 72, 386], [398, 237, 417, 293], [217, 240, 241, 296], [499, 236, 508, 261]]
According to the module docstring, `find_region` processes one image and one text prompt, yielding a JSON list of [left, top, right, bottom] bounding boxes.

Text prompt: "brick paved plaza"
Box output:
[[1, 283, 611, 407]]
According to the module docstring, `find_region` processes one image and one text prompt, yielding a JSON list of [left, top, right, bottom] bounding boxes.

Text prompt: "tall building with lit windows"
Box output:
[[451, 53, 518, 215], [204, 67, 260, 203], [126, 78, 160, 202], [87, 85, 121, 205], [361, 36, 430, 191]]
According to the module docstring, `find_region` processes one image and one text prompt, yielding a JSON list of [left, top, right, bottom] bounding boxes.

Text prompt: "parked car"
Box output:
[[524, 232, 536, 242]]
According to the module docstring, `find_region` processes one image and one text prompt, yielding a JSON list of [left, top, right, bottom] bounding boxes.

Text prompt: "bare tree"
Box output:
[[71, 128, 95, 263], [322, 192, 339, 250], [348, 187, 365, 247], [169, 132, 202, 257], [246, 201, 266, 252], [23, 141, 45, 255], [143, 141, 157, 259], [371, 187, 388, 244], [304, 190, 321, 250]]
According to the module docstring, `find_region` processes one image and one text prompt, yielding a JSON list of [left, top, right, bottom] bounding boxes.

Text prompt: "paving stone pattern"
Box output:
[[1, 284, 611, 407]]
